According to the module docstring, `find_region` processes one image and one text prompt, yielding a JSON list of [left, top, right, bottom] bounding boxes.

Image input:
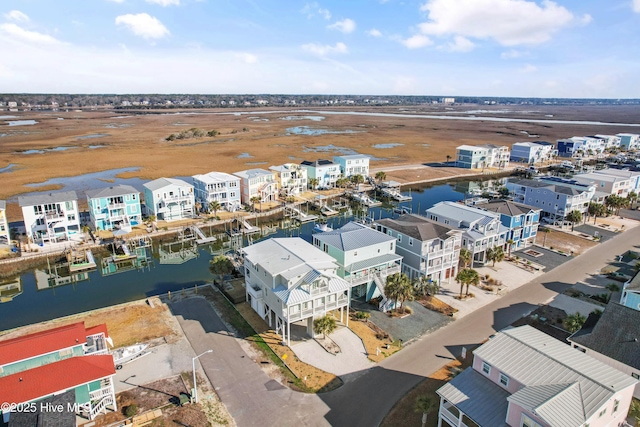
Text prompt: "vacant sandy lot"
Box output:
[[2, 104, 639, 220]]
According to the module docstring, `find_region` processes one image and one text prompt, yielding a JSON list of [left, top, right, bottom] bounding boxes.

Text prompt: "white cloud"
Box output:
[[301, 2, 331, 20], [633, 0, 640, 12], [106, 0, 126, 3], [448, 35, 474, 52], [400, 34, 433, 49], [519, 63, 537, 73], [115, 13, 170, 39], [419, 0, 582, 46], [4, 10, 29, 22], [500, 49, 526, 59], [367, 28, 382, 37], [328, 18, 356, 34], [145, 0, 180, 6], [301, 42, 348, 56], [236, 52, 258, 64], [0, 23, 61, 45]]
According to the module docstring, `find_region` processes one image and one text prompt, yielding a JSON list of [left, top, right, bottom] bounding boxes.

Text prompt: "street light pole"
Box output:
[[192, 349, 212, 403]]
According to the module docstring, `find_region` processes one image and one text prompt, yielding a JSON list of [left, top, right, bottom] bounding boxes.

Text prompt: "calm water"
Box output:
[[0, 181, 468, 330]]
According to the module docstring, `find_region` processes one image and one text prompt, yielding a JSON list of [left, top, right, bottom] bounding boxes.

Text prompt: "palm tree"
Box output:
[[414, 395, 435, 427], [605, 283, 620, 303], [209, 255, 234, 288], [446, 155, 452, 164], [313, 315, 337, 339], [384, 272, 413, 313], [249, 196, 260, 213], [628, 398, 640, 425], [335, 177, 348, 189], [563, 312, 586, 333], [487, 246, 505, 267], [375, 171, 387, 184], [458, 248, 472, 269], [308, 177, 319, 190], [208, 200, 221, 218], [541, 227, 550, 247], [628, 191, 638, 209], [566, 210, 582, 232], [588, 202, 606, 225], [506, 239, 515, 259], [351, 174, 365, 191], [455, 268, 480, 298]]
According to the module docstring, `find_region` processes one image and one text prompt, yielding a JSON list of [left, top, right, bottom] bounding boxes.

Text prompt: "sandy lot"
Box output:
[[2, 104, 640, 220]]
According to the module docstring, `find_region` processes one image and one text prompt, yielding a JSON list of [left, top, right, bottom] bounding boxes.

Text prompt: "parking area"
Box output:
[[574, 224, 618, 242], [514, 246, 572, 272]]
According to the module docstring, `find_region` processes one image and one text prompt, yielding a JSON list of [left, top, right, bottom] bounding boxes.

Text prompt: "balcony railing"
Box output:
[[163, 194, 192, 204], [44, 210, 64, 219], [346, 264, 400, 286], [108, 202, 126, 209], [286, 296, 348, 322]]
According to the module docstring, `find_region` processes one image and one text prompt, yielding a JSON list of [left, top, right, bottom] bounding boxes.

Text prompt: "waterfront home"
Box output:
[[569, 302, 640, 398], [506, 177, 595, 222], [573, 171, 632, 203], [19, 191, 81, 244], [192, 171, 241, 212], [0, 200, 9, 246], [269, 163, 308, 197], [621, 270, 640, 312], [312, 222, 402, 305], [375, 214, 461, 283], [0, 322, 117, 422], [436, 325, 637, 427], [426, 202, 507, 265], [333, 154, 370, 179], [477, 200, 540, 251], [593, 168, 640, 193], [455, 144, 510, 169], [243, 238, 351, 346], [557, 136, 606, 158], [300, 159, 341, 189], [594, 134, 622, 149], [509, 141, 557, 165], [617, 133, 640, 151], [233, 168, 278, 206], [143, 177, 195, 221], [85, 185, 141, 232]]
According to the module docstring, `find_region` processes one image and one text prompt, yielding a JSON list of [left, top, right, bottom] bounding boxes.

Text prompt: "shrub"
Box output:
[[404, 306, 413, 314], [124, 404, 138, 417], [550, 246, 554, 250], [355, 311, 370, 320]]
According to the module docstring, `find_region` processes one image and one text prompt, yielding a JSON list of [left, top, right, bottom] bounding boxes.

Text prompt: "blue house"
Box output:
[[557, 137, 585, 158], [478, 200, 540, 252], [86, 185, 142, 232], [621, 271, 640, 312]]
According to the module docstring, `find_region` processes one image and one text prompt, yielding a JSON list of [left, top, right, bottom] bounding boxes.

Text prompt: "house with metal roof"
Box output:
[[242, 238, 351, 346], [18, 191, 81, 244], [233, 168, 278, 206], [269, 163, 308, 197], [312, 222, 401, 309], [437, 325, 637, 427], [192, 171, 241, 212], [572, 171, 632, 203], [425, 202, 507, 265], [510, 141, 557, 165], [143, 177, 195, 221], [617, 133, 640, 151], [86, 185, 141, 232], [0, 322, 117, 422], [455, 144, 510, 169], [333, 154, 370, 179], [569, 302, 640, 398], [0, 200, 9, 247], [475, 200, 541, 252], [300, 159, 341, 189], [506, 177, 595, 222], [375, 214, 462, 284]]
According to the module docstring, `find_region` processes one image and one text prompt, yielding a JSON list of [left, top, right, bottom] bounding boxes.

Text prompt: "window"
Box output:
[[499, 373, 509, 387], [598, 408, 606, 417], [482, 361, 491, 375], [521, 414, 543, 427], [354, 251, 358, 257], [390, 243, 394, 250], [397, 235, 402, 243], [613, 399, 619, 413], [632, 373, 639, 380], [67, 214, 76, 221]]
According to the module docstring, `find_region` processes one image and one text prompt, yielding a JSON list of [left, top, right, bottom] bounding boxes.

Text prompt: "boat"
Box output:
[[112, 343, 149, 368], [351, 192, 382, 207], [314, 223, 333, 233]]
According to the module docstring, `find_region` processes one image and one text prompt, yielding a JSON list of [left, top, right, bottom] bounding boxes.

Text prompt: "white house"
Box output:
[[233, 168, 278, 206], [192, 171, 241, 212], [333, 155, 370, 179], [243, 238, 351, 346], [312, 222, 402, 308], [573, 171, 632, 202], [510, 141, 557, 164], [594, 134, 621, 149], [0, 200, 9, 246], [269, 163, 308, 197], [143, 177, 195, 221], [456, 144, 510, 169], [301, 159, 341, 189], [18, 191, 81, 244], [617, 133, 640, 150]]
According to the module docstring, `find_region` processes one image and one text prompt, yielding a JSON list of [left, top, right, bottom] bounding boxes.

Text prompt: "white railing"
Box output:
[[440, 405, 460, 427], [89, 395, 113, 419], [347, 264, 400, 286], [108, 202, 126, 209], [89, 387, 112, 400], [163, 194, 192, 204], [310, 286, 329, 296]]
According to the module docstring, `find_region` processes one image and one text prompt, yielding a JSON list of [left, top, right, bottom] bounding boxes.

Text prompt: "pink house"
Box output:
[[436, 325, 637, 427]]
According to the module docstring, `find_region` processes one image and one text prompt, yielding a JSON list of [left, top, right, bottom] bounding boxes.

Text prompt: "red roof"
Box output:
[[85, 324, 109, 338], [0, 322, 108, 366], [0, 355, 115, 405]]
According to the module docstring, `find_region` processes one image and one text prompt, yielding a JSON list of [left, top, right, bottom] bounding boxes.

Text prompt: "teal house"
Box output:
[[621, 271, 640, 312], [86, 185, 142, 231], [479, 200, 541, 251]]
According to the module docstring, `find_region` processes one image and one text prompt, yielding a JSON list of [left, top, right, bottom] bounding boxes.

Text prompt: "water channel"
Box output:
[[0, 180, 487, 331]]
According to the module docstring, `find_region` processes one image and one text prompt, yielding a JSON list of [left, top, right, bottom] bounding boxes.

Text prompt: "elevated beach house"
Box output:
[[143, 177, 195, 221], [301, 159, 341, 189], [243, 238, 351, 346], [19, 191, 81, 244], [233, 168, 278, 206], [436, 325, 637, 427], [192, 171, 241, 212], [476, 200, 540, 251], [333, 154, 370, 179], [0, 322, 117, 423], [375, 214, 462, 283], [312, 221, 402, 306], [86, 185, 142, 232], [455, 144, 510, 169], [510, 141, 557, 165], [0, 200, 9, 246], [269, 163, 308, 197]]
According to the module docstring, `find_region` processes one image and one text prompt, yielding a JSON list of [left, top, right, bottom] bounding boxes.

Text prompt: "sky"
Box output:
[[1, 0, 639, 97]]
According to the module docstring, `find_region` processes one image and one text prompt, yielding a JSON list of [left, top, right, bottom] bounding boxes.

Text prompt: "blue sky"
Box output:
[[1, 0, 639, 97]]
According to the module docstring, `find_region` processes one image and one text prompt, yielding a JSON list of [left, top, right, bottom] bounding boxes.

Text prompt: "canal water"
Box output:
[[0, 180, 480, 331]]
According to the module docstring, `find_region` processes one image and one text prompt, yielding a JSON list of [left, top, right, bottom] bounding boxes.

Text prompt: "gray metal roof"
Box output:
[[18, 190, 78, 207], [437, 368, 510, 427], [143, 177, 193, 192], [192, 171, 240, 184], [508, 383, 585, 427], [480, 200, 540, 217], [233, 168, 274, 179], [85, 185, 138, 199], [376, 214, 460, 241], [345, 253, 402, 273], [569, 302, 640, 370], [474, 325, 637, 423], [242, 238, 338, 277], [314, 222, 395, 251], [273, 276, 350, 305], [427, 201, 500, 225]]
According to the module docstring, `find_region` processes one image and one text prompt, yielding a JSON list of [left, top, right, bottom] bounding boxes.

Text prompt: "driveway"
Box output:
[[170, 297, 330, 427], [575, 224, 618, 242], [516, 245, 571, 271]]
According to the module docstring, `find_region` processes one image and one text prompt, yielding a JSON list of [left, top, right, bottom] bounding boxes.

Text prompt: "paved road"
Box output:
[[318, 224, 640, 427]]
